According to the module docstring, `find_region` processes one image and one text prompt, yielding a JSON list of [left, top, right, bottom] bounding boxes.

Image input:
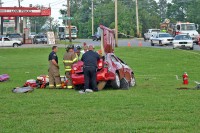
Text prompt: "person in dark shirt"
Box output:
[[79, 45, 100, 94], [48, 46, 61, 89]]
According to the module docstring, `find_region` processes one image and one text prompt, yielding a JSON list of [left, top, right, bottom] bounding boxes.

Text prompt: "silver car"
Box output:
[[6, 33, 23, 44], [173, 34, 193, 50], [33, 35, 47, 44], [150, 33, 173, 46]]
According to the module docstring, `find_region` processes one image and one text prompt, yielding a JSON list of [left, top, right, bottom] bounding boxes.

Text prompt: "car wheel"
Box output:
[[13, 43, 18, 47], [159, 41, 162, 46], [111, 73, 120, 89], [151, 40, 154, 46], [130, 75, 136, 87], [190, 46, 194, 50]]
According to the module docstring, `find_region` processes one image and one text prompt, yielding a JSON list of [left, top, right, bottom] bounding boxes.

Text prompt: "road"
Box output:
[[1, 38, 200, 50]]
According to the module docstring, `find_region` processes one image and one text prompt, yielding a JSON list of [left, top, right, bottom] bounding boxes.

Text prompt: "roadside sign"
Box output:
[[3, 22, 15, 27], [47, 31, 55, 45], [59, 16, 74, 20], [3, 20, 10, 22]]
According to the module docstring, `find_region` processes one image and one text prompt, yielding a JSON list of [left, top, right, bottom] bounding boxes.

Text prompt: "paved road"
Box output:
[[1, 38, 200, 50]]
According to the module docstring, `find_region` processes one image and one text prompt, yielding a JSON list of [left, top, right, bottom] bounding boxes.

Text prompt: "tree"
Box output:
[[166, 0, 190, 22], [138, 0, 161, 34], [29, 5, 48, 33], [158, 0, 167, 21]]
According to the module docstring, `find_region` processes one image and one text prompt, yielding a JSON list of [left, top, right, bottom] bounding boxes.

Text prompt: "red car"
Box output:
[[71, 25, 136, 90]]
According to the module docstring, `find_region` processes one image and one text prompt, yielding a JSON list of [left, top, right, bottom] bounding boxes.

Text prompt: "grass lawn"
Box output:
[[0, 46, 200, 132]]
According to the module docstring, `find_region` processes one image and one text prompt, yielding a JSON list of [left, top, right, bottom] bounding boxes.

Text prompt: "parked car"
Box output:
[[150, 33, 173, 46], [92, 32, 101, 41], [33, 35, 47, 44], [29, 32, 36, 39], [0, 37, 22, 47], [71, 25, 136, 90], [144, 29, 160, 41], [6, 33, 23, 44], [173, 34, 194, 50]]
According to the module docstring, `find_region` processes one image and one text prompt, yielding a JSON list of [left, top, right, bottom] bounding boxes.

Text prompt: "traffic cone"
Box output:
[[128, 42, 131, 47], [138, 41, 142, 47]]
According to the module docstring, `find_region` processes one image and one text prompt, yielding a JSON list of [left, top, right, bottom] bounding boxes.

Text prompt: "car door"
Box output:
[[116, 56, 132, 81], [151, 34, 156, 44], [99, 25, 115, 54], [3, 38, 12, 47], [110, 54, 124, 74]]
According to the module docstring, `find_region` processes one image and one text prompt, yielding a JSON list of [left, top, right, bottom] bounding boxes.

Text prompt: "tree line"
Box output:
[[30, 0, 200, 38]]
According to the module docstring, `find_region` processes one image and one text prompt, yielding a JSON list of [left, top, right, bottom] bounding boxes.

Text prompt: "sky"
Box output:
[[3, 0, 65, 21]]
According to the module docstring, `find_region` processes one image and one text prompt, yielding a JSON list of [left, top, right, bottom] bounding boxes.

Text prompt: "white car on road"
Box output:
[[150, 33, 173, 46], [0, 37, 22, 47], [173, 34, 193, 50]]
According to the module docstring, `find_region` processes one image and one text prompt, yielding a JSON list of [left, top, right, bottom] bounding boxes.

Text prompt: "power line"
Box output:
[[50, 0, 66, 6]]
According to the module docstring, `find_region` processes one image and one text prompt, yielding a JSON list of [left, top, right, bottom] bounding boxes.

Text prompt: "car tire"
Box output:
[[159, 41, 162, 46], [151, 40, 154, 46], [172, 45, 175, 49], [111, 73, 120, 89], [129, 74, 136, 87], [190, 47, 194, 50], [13, 43, 18, 47]]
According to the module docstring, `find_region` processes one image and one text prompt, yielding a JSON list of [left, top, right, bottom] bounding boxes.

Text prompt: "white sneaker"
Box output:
[[85, 89, 93, 93], [79, 90, 86, 94]]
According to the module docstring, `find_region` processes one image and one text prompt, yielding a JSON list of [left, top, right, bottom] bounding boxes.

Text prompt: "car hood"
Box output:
[[159, 37, 173, 39], [173, 40, 193, 42]]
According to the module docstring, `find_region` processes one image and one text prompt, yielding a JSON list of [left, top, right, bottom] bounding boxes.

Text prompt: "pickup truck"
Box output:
[[144, 29, 160, 41], [0, 37, 22, 47]]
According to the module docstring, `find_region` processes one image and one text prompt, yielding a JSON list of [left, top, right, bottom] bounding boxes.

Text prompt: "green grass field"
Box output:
[[1, 46, 200, 132]]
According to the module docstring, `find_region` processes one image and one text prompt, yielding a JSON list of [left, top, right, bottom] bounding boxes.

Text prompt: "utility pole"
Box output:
[[135, 0, 139, 38], [67, 0, 72, 42], [115, 0, 118, 47], [92, 0, 94, 35], [17, 0, 21, 33], [0, 0, 3, 35]]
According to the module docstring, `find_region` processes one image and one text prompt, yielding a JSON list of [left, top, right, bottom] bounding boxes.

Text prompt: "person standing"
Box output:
[[75, 45, 83, 60], [81, 43, 88, 54], [48, 46, 61, 89], [63, 45, 77, 89], [79, 45, 100, 94]]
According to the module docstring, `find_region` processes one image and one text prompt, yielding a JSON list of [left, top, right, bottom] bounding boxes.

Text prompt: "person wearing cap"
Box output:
[[76, 45, 83, 60], [79, 45, 100, 94], [48, 46, 61, 89], [63, 45, 78, 89]]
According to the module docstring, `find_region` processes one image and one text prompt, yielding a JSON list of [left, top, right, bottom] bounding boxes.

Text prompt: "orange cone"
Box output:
[[128, 42, 131, 47], [138, 41, 142, 47]]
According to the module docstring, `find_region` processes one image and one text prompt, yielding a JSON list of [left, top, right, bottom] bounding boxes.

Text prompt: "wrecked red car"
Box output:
[[71, 25, 136, 90]]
